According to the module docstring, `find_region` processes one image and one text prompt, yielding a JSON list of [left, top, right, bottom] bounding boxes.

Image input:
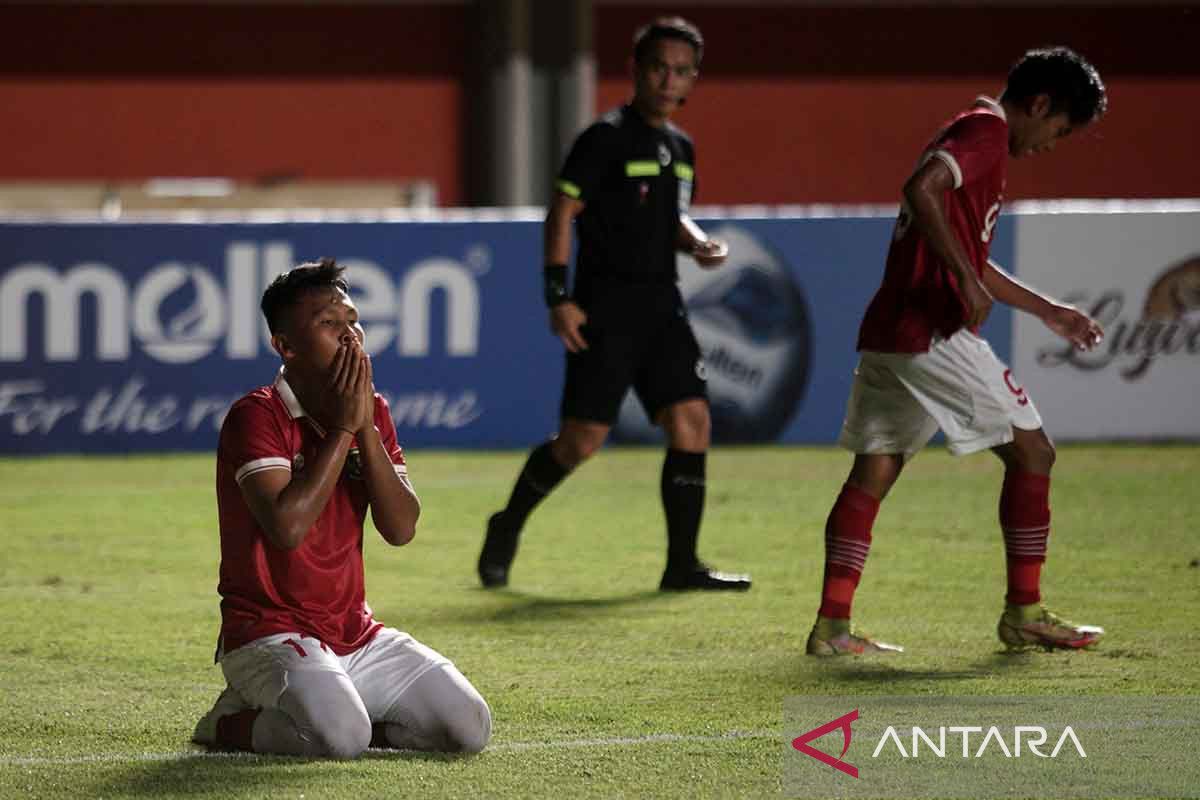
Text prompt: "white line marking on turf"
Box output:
[[1, 751, 260, 767], [0, 730, 777, 766], [8, 719, 1199, 766], [492, 730, 774, 752]]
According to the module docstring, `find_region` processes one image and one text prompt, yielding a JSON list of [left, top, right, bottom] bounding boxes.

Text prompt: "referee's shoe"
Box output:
[[477, 512, 520, 588], [479, 513, 752, 591], [659, 561, 752, 592]]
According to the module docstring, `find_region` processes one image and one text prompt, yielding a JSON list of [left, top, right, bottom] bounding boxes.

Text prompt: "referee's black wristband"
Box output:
[[543, 263, 569, 308]]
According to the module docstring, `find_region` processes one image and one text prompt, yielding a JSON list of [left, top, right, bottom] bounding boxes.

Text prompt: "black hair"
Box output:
[[633, 16, 704, 66], [1003, 47, 1107, 125], [260, 256, 348, 333]]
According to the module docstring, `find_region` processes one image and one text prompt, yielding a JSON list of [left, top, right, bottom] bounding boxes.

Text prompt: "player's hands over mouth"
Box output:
[[356, 345, 377, 433], [961, 273, 994, 329], [326, 342, 374, 433], [550, 302, 589, 353], [1043, 303, 1104, 351], [692, 237, 729, 269]]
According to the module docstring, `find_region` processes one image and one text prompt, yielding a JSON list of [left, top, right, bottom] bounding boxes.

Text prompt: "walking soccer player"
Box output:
[[806, 47, 1109, 656]]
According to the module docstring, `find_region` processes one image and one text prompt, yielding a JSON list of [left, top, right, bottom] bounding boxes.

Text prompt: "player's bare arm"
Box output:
[[545, 192, 589, 353], [903, 158, 994, 328], [984, 260, 1103, 350], [238, 343, 367, 549], [677, 214, 727, 269], [354, 350, 421, 545]]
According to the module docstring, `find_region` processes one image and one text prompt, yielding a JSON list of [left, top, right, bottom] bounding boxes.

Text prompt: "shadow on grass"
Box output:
[[779, 650, 1057, 687], [817, 661, 990, 683], [95, 750, 322, 798], [443, 588, 671, 624], [97, 745, 471, 797]]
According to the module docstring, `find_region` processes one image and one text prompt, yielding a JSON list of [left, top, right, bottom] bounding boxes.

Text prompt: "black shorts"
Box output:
[[560, 285, 707, 425]]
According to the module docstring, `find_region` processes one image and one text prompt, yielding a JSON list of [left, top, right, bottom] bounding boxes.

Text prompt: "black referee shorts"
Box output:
[[560, 285, 708, 425]]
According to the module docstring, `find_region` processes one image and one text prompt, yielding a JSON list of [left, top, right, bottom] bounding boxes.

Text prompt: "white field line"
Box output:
[[7, 719, 1196, 767], [0, 730, 777, 767]]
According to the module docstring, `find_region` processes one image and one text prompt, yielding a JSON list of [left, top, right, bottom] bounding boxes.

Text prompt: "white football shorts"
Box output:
[[838, 330, 1043, 459], [219, 627, 452, 721]]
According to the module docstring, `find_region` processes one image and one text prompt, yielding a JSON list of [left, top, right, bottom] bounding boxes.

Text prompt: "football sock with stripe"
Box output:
[[1000, 470, 1050, 606], [818, 484, 879, 620]]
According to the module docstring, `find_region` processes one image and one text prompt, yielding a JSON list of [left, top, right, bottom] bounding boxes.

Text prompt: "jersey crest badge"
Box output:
[[657, 142, 671, 166]]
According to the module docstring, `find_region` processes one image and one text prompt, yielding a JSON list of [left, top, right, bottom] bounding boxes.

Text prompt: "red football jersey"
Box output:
[[858, 96, 1009, 353], [214, 370, 408, 656]]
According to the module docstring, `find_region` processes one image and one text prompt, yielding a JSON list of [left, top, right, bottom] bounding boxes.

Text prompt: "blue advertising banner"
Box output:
[[0, 214, 1013, 453], [613, 217, 1013, 445]]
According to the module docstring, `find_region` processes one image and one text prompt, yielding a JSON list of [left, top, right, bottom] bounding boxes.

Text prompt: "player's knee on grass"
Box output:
[[275, 670, 372, 759], [418, 666, 492, 754], [384, 665, 492, 754], [253, 703, 371, 759], [317, 709, 372, 759], [445, 685, 492, 754], [280, 701, 371, 759]]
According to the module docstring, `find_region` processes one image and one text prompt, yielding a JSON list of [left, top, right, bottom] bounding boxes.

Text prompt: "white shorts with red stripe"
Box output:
[[838, 330, 1043, 459], [219, 627, 451, 721]]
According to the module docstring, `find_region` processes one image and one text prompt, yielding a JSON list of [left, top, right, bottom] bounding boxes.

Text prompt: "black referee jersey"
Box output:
[[556, 104, 696, 305]]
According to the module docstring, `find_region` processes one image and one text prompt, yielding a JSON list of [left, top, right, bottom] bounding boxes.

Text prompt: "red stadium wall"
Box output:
[[597, 76, 1194, 205], [0, 4, 468, 203], [1, 3, 1197, 206], [596, 5, 1200, 204]]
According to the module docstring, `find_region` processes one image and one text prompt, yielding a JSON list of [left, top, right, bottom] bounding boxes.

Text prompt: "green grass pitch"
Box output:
[[1, 444, 1197, 799]]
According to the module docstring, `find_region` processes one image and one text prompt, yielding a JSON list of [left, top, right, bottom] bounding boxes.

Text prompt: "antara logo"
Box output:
[[872, 724, 1086, 759], [792, 710, 1087, 779], [792, 709, 859, 778]]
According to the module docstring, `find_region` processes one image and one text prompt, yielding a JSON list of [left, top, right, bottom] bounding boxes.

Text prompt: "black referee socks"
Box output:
[[662, 448, 706, 571], [503, 441, 570, 524]]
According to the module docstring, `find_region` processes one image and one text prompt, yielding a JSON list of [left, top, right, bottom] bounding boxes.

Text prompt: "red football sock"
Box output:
[[818, 484, 880, 619], [999, 470, 1051, 606], [216, 709, 260, 752]]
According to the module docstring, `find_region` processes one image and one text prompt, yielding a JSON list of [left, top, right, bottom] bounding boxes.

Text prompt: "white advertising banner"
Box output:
[[1013, 207, 1200, 440]]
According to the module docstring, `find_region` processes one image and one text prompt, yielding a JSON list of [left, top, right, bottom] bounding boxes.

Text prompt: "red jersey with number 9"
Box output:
[[857, 96, 1009, 353]]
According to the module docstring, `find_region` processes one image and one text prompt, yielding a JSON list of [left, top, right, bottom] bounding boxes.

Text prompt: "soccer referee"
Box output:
[[477, 17, 751, 592]]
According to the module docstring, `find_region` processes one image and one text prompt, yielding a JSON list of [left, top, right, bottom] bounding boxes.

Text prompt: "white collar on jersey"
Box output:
[[274, 368, 309, 420], [973, 95, 1007, 122]]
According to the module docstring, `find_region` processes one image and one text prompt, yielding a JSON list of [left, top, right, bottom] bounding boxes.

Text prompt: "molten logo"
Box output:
[[0, 242, 483, 363], [791, 709, 859, 779]]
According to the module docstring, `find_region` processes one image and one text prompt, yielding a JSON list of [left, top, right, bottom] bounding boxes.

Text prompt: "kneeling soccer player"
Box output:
[[194, 259, 491, 755]]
